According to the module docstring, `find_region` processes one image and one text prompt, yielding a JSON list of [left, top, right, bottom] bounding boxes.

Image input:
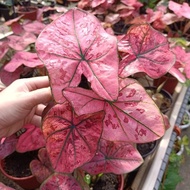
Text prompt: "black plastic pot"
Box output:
[[137, 140, 159, 158], [145, 86, 173, 114]]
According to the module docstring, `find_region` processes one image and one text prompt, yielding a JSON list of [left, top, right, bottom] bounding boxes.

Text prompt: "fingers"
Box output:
[[9, 76, 50, 92], [35, 104, 46, 116], [26, 87, 52, 108], [22, 76, 50, 91], [31, 115, 42, 127]]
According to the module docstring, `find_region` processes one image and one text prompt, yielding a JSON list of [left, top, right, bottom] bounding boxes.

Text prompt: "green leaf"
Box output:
[[161, 164, 182, 190]]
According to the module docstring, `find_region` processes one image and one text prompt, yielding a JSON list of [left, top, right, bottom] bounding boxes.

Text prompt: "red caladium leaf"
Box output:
[[82, 139, 143, 174], [30, 148, 53, 183], [16, 124, 45, 153], [118, 24, 175, 79], [7, 32, 36, 51], [36, 8, 119, 103], [4, 52, 43, 72], [0, 135, 17, 159], [63, 78, 165, 143], [40, 173, 82, 190], [42, 102, 105, 173]]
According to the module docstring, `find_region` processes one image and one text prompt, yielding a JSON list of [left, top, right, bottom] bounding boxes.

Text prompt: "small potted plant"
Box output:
[[0, 7, 177, 189], [0, 126, 43, 189], [8, 8, 172, 189]]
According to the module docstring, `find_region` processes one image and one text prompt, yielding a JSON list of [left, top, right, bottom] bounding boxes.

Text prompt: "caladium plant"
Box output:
[[2, 7, 174, 190]]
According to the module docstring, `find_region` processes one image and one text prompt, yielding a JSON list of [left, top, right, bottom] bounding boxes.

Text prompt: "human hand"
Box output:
[[0, 76, 52, 138]]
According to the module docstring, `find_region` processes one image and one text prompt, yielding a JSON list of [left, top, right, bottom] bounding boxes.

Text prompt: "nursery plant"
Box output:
[[0, 7, 176, 189], [159, 135, 190, 190]]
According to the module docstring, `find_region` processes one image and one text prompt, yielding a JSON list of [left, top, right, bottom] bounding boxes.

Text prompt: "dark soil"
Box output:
[[3, 150, 38, 178], [137, 140, 158, 158], [92, 173, 121, 190]]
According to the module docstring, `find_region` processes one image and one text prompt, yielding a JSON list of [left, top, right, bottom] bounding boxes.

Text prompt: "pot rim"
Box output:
[[0, 159, 35, 180]]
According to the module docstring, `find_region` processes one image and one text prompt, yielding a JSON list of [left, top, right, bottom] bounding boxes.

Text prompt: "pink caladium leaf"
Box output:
[[4, 15, 24, 34], [16, 124, 45, 153], [168, 67, 186, 83], [0, 66, 23, 86], [36, 8, 119, 103], [0, 40, 9, 60], [30, 148, 53, 183], [4, 15, 23, 26], [0, 135, 17, 159], [4, 52, 43, 72], [185, 62, 190, 79], [82, 139, 143, 174], [23, 21, 46, 35], [7, 32, 36, 51], [105, 13, 120, 25], [118, 24, 175, 79], [168, 1, 190, 19], [42, 102, 105, 173], [63, 78, 165, 143], [170, 45, 190, 81], [40, 173, 82, 190], [161, 13, 180, 25], [78, 0, 91, 9]]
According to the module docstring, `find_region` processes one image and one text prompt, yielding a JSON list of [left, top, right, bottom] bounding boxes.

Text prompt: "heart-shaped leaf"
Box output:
[[0, 135, 17, 159], [36, 8, 119, 103], [4, 52, 43, 72], [7, 32, 36, 51], [168, 1, 190, 19], [23, 20, 46, 35], [82, 139, 143, 174], [40, 173, 82, 190], [118, 24, 175, 78], [0, 65, 23, 86], [16, 124, 45, 153], [30, 148, 53, 183], [42, 102, 104, 173], [63, 78, 165, 143], [170, 45, 190, 81]]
